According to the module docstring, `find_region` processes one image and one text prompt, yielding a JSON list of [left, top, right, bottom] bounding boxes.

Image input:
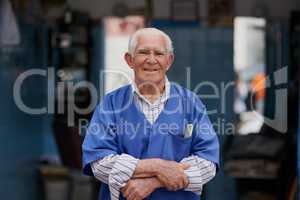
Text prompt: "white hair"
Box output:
[[128, 28, 174, 55]]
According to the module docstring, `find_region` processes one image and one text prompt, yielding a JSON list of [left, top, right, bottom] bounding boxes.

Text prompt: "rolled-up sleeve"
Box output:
[[91, 154, 138, 200], [181, 155, 216, 195], [82, 97, 119, 176]]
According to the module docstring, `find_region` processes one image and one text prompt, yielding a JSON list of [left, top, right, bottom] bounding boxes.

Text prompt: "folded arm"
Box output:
[[91, 154, 138, 200], [180, 155, 216, 195], [91, 153, 216, 200]]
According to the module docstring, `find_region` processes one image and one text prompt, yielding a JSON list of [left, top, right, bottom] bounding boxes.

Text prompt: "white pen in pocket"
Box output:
[[184, 123, 193, 138]]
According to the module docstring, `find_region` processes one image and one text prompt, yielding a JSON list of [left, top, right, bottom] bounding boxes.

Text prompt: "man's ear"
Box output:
[[166, 53, 174, 71], [124, 52, 134, 69]]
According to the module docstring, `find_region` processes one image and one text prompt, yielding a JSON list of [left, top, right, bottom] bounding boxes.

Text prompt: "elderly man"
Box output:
[[82, 28, 219, 200]]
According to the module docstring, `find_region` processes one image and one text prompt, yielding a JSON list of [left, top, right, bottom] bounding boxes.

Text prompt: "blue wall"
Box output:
[[0, 23, 59, 200], [0, 20, 105, 200], [151, 20, 237, 200]]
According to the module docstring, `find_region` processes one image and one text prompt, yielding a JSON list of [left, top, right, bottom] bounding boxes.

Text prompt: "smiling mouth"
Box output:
[[143, 68, 159, 72]]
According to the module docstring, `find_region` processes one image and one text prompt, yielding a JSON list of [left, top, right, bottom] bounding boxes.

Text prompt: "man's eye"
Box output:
[[138, 50, 149, 54], [155, 52, 165, 56]]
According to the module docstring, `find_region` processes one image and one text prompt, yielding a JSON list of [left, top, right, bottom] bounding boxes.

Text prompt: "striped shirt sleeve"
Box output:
[[180, 155, 216, 195], [92, 154, 216, 198], [91, 154, 138, 200]]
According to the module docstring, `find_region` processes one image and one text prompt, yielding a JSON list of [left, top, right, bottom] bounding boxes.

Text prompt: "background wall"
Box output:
[[1, 1, 299, 200], [67, 0, 300, 20]]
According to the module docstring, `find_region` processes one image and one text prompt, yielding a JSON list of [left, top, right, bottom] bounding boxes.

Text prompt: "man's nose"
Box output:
[[146, 53, 157, 64]]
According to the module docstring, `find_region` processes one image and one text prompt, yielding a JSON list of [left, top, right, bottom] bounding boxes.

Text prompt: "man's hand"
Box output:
[[155, 160, 190, 191], [132, 158, 190, 191], [121, 177, 162, 200]]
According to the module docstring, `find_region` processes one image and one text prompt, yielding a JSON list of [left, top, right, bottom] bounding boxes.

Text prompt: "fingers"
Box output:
[[156, 163, 189, 191], [179, 163, 190, 170], [183, 175, 189, 187], [163, 173, 189, 191], [121, 184, 129, 198], [127, 191, 136, 200], [164, 179, 182, 191], [123, 185, 138, 200], [127, 188, 144, 200], [122, 181, 134, 198]]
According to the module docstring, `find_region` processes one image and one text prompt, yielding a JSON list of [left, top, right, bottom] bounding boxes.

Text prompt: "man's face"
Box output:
[[125, 34, 174, 87]]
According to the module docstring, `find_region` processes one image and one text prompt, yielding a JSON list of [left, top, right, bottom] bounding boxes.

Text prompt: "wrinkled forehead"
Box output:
[[135, 34, 168, 51]]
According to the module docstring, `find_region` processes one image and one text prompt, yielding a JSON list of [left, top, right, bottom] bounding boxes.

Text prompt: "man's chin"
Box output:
[[139, 79, 163, 85], [135, 78, 165, 90]]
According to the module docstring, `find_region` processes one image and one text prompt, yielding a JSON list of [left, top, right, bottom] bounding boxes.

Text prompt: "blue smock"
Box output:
[[82, 83, 219, 200]]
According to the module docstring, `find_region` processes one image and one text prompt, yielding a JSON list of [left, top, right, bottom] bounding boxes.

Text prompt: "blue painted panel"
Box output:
[[0, 21, 105, 200], [151, 20, 236, 200], [90, 22, 105, 97], [0, 23, 52, 200]]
